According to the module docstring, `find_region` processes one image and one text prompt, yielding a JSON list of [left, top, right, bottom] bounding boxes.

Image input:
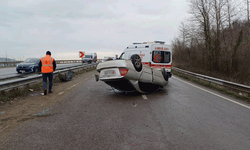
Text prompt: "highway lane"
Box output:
[[0, 63, 83, 80], [1, 73, 250, 149]]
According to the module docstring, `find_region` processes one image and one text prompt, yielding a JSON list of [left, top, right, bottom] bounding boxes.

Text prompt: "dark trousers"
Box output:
[[42, 73, 53, 92]]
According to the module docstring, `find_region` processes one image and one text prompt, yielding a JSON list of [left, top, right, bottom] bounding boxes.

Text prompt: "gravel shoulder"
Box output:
[[0, 70, 97, 140]]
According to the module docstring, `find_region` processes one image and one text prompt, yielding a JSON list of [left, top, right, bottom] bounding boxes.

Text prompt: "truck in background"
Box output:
[[82, 53, 97, 64]]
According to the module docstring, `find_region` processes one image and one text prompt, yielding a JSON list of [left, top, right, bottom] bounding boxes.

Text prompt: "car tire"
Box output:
[[17, 71, 21, 74], [131, 54, 142, 72], [162, 68, 169, 81]]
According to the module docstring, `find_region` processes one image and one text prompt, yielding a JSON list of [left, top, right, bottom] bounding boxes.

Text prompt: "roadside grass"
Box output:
[[0, 66, 96, 105], [172, 70, 250, 102]]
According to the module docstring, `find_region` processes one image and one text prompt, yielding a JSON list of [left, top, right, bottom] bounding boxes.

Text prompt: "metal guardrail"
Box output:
[[0, 64, 97, 92], [3, 64, 249, 97], [0, 61, 22, 67], [0, 64, 85, 82], [56, 60, 82, 64], [172, 67, 250, 96], [0, 59, 102, 67]]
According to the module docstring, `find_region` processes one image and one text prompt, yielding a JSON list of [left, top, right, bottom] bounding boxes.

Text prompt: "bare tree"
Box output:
[[188, 0, 214, 70], [172, 0, 250, 85], [178, 21, 190, 49], [211, 0, 228, 71]]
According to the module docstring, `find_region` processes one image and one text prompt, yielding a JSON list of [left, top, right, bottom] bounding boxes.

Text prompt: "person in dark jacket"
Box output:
[[39, 51, 56, 95]]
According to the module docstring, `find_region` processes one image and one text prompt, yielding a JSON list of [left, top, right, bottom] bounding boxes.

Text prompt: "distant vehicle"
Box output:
[[96, 41, 172, 93], [16, 58, 40, 73], [82, 53, 97, 64]]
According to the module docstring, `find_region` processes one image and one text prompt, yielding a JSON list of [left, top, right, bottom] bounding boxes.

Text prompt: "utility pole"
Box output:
[[5, 51, 7, 62]]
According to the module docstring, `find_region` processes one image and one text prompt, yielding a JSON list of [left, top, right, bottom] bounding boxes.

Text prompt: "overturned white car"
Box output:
[[96, 41, 172, 93]]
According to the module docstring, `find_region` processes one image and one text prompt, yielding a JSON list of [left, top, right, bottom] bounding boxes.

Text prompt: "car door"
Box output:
[[138, 65, 152, 83], [151, 51, 169, 86]]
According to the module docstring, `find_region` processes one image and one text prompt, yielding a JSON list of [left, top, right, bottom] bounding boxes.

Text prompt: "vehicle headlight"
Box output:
[[30, 65, 35, 68]]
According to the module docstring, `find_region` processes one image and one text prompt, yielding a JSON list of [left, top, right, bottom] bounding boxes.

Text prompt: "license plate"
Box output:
[[104, 70, 116, 76], [20, 70, 25, 73]]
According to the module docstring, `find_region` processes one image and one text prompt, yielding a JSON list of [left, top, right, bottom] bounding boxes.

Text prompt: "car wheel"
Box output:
[[131, 54, 142, 72], [17, 71, 21, 74], [162, 68, 169, 81]]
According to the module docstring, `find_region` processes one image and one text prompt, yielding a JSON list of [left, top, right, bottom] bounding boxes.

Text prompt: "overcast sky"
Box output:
[[0, 0, 189, 60]]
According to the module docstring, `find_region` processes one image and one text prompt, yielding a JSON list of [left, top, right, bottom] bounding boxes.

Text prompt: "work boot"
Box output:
[[44, 90, 47, 95], [49, 91, 53, 93]]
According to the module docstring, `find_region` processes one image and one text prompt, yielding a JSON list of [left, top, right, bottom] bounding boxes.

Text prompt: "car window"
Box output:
[[23, 58, 39, 63], [152, 51, 171, 63], [163, 51, 171, 63]]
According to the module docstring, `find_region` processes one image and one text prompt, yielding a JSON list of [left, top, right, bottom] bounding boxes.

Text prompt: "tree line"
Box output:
[[172, 0, 250, 85]]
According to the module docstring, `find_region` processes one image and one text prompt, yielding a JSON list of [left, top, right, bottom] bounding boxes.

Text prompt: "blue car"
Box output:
[[16, 58, 40, 73]]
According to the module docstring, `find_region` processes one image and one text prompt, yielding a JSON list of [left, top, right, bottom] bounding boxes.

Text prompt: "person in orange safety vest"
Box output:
[[39, 51, 56, 95]]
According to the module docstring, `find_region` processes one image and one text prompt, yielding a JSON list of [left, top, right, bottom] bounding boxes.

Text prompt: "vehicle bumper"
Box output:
[[96, 60, 129, 72], [97, 68, 142, 92], [16, 68, 35, 73]]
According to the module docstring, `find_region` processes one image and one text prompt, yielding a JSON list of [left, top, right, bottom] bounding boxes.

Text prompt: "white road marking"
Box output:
[[65, 84, 76, 90], [57, 92, 64, 95], [142, 95, 148, 100], [173, 76, 250, 110]]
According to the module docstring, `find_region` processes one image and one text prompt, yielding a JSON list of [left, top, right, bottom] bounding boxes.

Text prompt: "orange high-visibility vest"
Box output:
[[41, 55, 54, 73]]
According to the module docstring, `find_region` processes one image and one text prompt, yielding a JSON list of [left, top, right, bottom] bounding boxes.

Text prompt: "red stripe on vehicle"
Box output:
[[151, 64, 172, 67], [142, 62, 172, 69]]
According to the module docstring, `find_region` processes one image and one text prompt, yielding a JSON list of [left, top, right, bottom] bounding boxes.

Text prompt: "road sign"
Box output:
[[79, 51, 85, 58]]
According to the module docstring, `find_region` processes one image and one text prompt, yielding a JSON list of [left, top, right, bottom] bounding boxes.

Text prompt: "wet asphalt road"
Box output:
[[2, 74, 250, 150]]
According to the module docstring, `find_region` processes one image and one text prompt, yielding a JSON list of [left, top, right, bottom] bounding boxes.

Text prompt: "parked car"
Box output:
[[96, 41, 172, 93], [16, 58, 40, 73]]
